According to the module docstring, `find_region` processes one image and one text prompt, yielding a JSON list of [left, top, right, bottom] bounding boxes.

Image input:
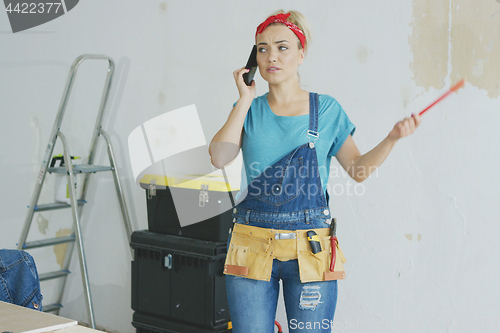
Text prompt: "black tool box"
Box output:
[[133, 312, 232, 333], [140, 173, 238, 242], [131, 231, 231, 330]]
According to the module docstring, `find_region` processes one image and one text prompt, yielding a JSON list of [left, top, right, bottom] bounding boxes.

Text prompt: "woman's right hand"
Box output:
[[233, 67, 256, 101]]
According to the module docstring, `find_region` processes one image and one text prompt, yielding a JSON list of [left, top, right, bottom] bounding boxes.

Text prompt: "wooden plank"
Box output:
[[0, 301, 77, 333]]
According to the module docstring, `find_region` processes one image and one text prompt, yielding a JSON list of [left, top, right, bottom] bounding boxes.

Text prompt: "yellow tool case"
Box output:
[[139, 172, 239, 242]]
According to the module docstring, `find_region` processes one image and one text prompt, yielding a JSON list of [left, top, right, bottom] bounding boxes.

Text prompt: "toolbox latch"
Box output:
[[148, 179, 157, 199], [199, 184, 209, 207], [164, 254, 172, 269]]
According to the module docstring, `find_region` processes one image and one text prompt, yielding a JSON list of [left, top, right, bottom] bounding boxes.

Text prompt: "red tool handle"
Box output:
[[419, 79, 464, 116], [275, 320, 283, 333], [329, 236, 338, 272]]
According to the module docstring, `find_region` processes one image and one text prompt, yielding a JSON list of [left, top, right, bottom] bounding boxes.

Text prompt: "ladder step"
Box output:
[[39, 270, 71, 281], [24, 236, 75, 249], [43, 303, 63, 313], [34, 200, 86, 212], [48, 164, 114, 174]]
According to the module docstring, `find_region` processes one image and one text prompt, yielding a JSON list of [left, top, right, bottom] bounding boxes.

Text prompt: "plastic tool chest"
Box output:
[[131, 230, 231, 332]]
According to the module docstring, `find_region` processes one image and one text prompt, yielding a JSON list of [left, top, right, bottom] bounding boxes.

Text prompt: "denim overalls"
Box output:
[[225, 93, 338, 333]]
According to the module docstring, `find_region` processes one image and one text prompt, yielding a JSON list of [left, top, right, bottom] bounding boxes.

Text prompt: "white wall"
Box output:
[[1, 1, 499, 332]]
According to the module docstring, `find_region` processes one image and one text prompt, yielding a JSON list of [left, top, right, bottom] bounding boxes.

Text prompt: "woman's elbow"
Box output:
[[209, 147, 222, 169], [209, 141, 240, 169], [211, 155, 237, 169], [351, 175, 365, 183], [209, 142, 221, 169], [210, 157, 223, 169]]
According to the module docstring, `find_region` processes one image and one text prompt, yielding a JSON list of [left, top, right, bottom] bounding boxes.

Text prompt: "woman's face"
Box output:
[[255, 24, 305, 85]]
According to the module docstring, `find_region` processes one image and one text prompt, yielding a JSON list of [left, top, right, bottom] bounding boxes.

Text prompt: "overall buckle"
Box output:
[[307, 130, 319, 149]]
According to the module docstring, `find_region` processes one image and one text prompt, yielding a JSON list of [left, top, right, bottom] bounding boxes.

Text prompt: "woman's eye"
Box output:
[[279, 46, 288, 51], [258, 47, 267, 53]]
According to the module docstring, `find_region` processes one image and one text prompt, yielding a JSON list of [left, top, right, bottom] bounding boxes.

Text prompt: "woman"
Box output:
[[209, 10, 421, 333]]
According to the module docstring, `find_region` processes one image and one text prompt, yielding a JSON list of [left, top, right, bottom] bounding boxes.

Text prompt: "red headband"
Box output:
[[255, 13, 306, 49]]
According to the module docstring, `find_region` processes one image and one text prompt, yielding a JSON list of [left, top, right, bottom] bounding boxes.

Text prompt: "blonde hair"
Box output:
[[266, 10, 311, 54]]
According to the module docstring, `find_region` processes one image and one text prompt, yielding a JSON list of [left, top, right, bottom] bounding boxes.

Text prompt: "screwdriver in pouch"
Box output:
[[307, 230, 322, 254]]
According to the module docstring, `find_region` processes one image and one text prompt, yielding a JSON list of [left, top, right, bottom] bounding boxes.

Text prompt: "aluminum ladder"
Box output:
[[17, 54, 133, 329]]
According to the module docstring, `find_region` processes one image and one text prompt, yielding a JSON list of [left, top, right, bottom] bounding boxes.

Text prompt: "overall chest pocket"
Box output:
[[255, 157, 304, 207]]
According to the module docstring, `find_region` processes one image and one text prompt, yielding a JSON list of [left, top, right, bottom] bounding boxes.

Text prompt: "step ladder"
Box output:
[[17, 54, 133, 329]]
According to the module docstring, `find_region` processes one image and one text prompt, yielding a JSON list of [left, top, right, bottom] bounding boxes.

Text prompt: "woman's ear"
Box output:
[[298, 48, 305, 65]]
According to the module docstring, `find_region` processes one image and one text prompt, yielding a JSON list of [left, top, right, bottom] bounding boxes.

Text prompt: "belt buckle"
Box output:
[[275, 232, 296, 240]]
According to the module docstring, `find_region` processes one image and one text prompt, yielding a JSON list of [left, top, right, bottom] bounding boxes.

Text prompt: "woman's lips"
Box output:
[[267, 66, 281, 72]]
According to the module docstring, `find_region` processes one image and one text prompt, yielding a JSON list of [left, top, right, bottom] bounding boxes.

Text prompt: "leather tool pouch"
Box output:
[[297, 234, 346, 282], [224, 229, 273, 281]]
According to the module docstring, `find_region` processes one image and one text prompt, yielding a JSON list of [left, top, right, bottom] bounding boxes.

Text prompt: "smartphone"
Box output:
[[242, 45, 258, 86]]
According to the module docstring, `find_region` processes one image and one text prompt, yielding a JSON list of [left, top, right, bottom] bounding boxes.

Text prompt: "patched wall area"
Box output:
[[409, 0, 450, 91], [410, 0, 500, 98]]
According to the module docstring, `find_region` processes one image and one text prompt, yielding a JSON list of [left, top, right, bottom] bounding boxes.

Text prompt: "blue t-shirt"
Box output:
[[236, 92, 355, 200]]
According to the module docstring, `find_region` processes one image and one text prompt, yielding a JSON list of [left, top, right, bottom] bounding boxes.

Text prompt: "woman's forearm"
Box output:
[[350, 135, 399, 182], [209, 97, 252, 169], [340, 114, 421, 182]]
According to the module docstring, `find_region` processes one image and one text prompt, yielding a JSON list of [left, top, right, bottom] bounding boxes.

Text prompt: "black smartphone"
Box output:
[[242, 45, 258, 86]]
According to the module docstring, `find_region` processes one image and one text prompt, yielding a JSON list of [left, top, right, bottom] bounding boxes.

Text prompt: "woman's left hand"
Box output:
[[388, 113, 422, 141]]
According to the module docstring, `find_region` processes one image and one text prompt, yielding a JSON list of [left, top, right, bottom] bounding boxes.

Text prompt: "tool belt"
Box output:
[[224, 223, 346, 283]]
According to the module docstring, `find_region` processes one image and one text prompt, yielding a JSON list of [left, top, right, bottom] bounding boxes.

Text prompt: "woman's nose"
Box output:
[[267, 49, 277, 63]]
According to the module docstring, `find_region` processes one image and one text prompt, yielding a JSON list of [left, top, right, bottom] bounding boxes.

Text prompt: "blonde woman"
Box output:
[[209, 10, 421, 333]]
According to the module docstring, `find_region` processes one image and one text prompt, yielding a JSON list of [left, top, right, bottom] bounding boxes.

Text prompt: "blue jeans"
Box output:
[[0, 249, 43, 311], [226, 257, 337, 333]]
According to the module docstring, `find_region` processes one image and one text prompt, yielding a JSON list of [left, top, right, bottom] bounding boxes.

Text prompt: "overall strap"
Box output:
[[307, 92, 320, 144]]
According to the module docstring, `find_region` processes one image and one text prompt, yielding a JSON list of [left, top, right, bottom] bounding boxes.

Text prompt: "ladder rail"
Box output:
[[87, 56, 115, 167], [54, 56, 114, 328], [53, 192, 88, 316], [80, 56, 115, 208], [52, 178, 93, 316], [58, 131, 95, 327], [100, 129, 133, 244]]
